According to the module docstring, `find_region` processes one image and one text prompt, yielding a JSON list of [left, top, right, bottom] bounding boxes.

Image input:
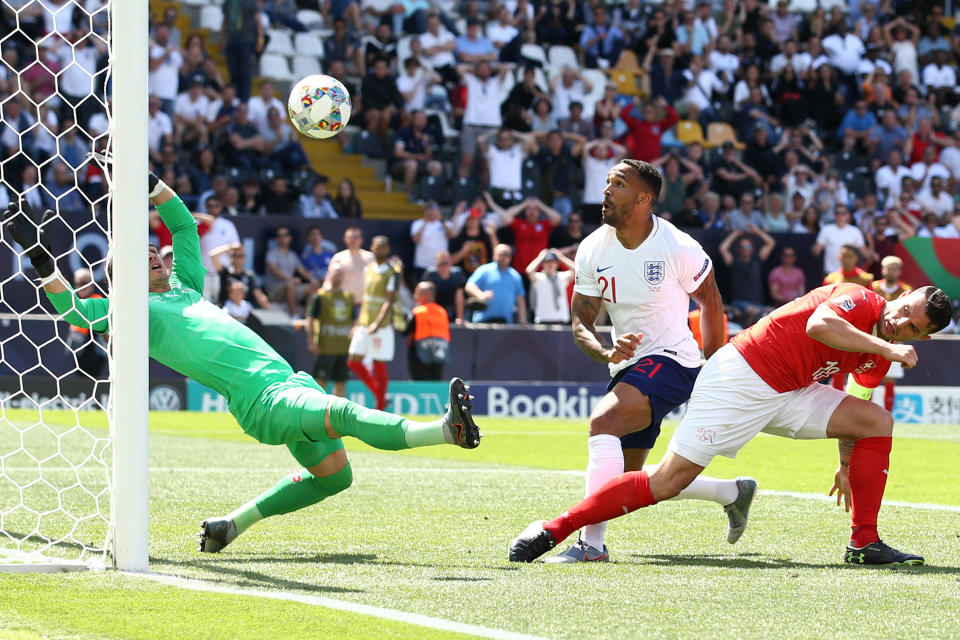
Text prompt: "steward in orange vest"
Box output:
[[406, 282, 451, 380]]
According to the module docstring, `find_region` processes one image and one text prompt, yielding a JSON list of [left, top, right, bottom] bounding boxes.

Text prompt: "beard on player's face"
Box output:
[[148, 245, 170, 289]]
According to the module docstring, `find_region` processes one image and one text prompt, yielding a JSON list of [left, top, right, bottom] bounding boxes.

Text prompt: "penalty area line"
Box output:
[[131, 571, 548, 640]]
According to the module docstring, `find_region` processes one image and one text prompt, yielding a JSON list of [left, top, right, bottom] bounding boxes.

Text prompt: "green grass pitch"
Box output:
[[1, 409, 959, 639]]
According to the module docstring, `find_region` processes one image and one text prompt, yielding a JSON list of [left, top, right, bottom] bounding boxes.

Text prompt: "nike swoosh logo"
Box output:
[[597, 266, 613, 273]]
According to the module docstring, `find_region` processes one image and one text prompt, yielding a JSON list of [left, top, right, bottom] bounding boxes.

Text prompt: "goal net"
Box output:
[[0, 0, 148, 571]]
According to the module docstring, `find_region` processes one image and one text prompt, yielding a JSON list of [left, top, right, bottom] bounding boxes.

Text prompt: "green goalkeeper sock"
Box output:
[[325, 400, 447, 450], [228, 465, 354, 534]]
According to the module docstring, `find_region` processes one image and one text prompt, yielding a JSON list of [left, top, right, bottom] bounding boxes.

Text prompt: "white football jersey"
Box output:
[[574, 217, 713, 375]]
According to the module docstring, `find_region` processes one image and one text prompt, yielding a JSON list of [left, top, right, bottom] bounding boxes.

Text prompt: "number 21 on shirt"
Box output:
[[598, 275, 617, 303]]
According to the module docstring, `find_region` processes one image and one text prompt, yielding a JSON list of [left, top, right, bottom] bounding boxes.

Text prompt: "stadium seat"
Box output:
[[500, 69, 517, 101], [452, 176, 479, 205], [292, 55, 322, 78], [520, 43, 547, 68], [676, 120, 706, 145], [660, 128, 684, 151], [521, 159, 541, 199], [294, 32, 324, 58], [295, 9, 324, 28], [612, 49, 642, 74], [419, 174, 452, 204], [787, 0, 817, 11], [818, 0, 848, 10], [581, 69, 607, 117], [397, 35, 414, 63], [454, 18, 467, 34], [706, 122, 746, 150], [425, 109, 459, 143], [608, 70, 644, 97], [179, 0, 209, 6], [199, 5, 223, 31], [266, 29, 295, 56], [547, 45, 578, 70], [259, 53, 294, 82]]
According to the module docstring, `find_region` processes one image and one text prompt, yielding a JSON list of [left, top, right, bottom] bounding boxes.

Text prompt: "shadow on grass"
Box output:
[[169, 551, 521, 572], [630, 553, 960, 574], [150, 555, 363, 594]]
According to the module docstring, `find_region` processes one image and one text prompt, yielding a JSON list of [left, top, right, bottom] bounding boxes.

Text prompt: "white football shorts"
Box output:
[[348, 326, 395, 361], [669, 343, 848, 467]]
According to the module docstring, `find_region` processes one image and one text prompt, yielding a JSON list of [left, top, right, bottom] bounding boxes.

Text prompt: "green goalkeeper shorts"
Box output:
[[239, 371, 345, 466]]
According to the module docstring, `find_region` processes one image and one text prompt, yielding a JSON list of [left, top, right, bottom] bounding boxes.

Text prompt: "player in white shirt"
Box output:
[[543, 159, 756, 563]]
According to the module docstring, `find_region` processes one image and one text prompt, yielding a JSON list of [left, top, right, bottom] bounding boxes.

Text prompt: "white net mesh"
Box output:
[[0, 0, 114, 568]]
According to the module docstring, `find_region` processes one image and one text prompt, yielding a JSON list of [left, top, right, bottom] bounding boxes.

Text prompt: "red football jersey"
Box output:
[[511, 217, 556, 273], [731, 283, 891, 393]]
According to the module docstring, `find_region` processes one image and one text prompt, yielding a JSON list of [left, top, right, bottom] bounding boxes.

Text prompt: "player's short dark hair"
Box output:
[[840, 243, 860, 254], [918, 286, 952, 334], [372, 234, 390, 247], [622, 159, 662, 199]]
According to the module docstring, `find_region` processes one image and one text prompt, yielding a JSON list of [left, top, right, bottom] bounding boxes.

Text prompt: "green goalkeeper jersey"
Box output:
[[45, 196, 295, 428]]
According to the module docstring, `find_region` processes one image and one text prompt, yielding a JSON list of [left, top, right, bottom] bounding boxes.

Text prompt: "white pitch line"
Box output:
[[760, 489, 960, 513], [132, 571, 548, 640]]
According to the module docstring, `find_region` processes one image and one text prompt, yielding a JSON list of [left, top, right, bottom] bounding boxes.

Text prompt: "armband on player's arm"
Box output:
[[845, 377, 874, 401]]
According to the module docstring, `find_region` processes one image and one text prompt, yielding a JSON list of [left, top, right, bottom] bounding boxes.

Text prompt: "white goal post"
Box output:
[[0, 0, 148, 572]]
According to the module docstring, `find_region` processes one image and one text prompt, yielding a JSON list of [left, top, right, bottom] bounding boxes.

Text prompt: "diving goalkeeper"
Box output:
[[2, 171, 481, 554]]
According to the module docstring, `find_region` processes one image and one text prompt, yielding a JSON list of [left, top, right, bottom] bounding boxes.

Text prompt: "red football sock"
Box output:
[[348, 361, 378, 397], [883, 382, 895, 413], [848, 436, 892, 548], [543, 471, 656, 543], [373, 361, 389, 410]]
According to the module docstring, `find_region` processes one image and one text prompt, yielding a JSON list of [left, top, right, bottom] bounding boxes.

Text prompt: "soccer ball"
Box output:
[[287, 75, 352, 139]]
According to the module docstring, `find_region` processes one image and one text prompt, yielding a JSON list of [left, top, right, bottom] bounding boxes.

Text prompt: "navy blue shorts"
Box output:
[[607, 355, 701, 450]]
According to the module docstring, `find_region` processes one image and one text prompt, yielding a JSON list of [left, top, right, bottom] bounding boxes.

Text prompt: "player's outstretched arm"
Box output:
[[806, 304, 915, 365], [691, 270, 725, 359]]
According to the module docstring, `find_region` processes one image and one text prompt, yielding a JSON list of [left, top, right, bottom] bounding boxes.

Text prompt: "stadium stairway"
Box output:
[[160, 0, 422, 220]]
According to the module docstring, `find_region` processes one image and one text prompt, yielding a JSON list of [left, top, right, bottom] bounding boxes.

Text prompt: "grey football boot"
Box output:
[[544, 537, 610, 563], [724, 477, 758, 544], [198, 517, 238, 553]]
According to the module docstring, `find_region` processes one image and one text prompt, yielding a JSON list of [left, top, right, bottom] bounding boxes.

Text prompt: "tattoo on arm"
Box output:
[[571, 293, 611, 363], [690, 270, 726, 359], [838, 439, 855, 466]]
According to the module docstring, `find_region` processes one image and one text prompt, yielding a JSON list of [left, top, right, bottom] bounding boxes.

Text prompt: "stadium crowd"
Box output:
[[2, 0, 960, 336]]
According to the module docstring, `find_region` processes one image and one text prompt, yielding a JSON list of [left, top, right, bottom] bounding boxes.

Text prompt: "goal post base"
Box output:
[[0, 548, 107, 574]]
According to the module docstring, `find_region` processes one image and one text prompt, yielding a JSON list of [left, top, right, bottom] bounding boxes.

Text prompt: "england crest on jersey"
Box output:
[[644, 261, 665, 285]]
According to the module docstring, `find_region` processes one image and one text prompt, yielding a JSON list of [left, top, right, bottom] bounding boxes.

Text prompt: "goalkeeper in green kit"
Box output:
[[2, 167, 481, 553]]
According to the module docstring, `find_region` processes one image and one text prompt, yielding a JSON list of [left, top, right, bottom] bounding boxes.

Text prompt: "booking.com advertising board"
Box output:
[[180, 379, 960, 425]]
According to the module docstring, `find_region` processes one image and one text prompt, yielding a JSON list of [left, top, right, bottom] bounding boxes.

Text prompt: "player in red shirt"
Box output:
[[511, 283, 952, 566]]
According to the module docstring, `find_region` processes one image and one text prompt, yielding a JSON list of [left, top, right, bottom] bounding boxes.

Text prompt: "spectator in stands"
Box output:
[[762, 193, 790, 233], [44, 161, 85, 213], [728, 192, 767, 232], [147, 95, 173, 165], [488, 6, 521, 63], [840, 99, 877, 146], [767, 246, 805, 307], [264, 0, 307, 32], [148, 24, 182, 117], [173, 77, 210, 148], [422, 250, 466, 324], [875, 149, 911, 203], [652, 153, 701, 218], [579, 6, 624, 69], [526, 248, 575, 324], [360, 56, 404, 145], [502, 66, 548, 131], [535, 0, 576, 47], [332, 178, 362, 218], [644, 47, 686, 105], [223, 281, 253, 323], [557, 101, 595, 140], [224, 103, 264, 171], [233, 176, 261, 215], [325, 226, 374, 309], [17, 165, 43, 212], [210, 242, 271, 308], [868, 110, 908, 163], [812, 205, 864, 276], [393, 110, 441, 198], [477, 128, 538, 205], [743, 125, 781, 189], [718, 226, 776, 327], [550, 67, 592, 121], [199, 195, 240, 302], [397, 57, 440, 114], [207, 84, 239, 136], [265, 225, 318, 317], [581, 127, 628, 224], [940, 131, 960, 180], [301, 226, 337, 283], [910, 145, 950, 194], [712, 141, 762, 200], [921, 49, 956, 104], [247, 80, 284, 137], [364, 23, 397, 72], [737, 87, 780, 142], [464, 243, 526, 324], [262, 107, 309, 174], [549, 211, 585, 260], [484, 193, 563, 274], [676, 8, 709, 57], [405, 282, 450, 380], [529, 97, 558, 133], [457, 61, 509, 179], [456, 18, 496, 63], [262, 176, 297, 216], [534, 130, 585, 219], [53, 28, 107, 128], [420, 12, 458, 84], [823, 243, 874, 288], [411, 200, 456, 281], [450, 202, 498, 275], [220, 0, 261, 102], [619, 96, 678, 164], [300, 178, 338, 218], [918, 176, 953, 221], [680, 55, 725, 128], [325, 18, 362, 75]]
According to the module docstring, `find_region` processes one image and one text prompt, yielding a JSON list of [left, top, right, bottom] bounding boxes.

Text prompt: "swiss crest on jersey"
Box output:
[[644, 260, 665, 285]]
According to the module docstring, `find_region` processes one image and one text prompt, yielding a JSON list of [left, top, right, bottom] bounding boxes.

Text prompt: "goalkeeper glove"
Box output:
[[2, 198, 57, 280]]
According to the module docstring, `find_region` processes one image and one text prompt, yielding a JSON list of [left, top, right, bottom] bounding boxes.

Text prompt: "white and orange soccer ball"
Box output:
[[287, 74, 352, 139]]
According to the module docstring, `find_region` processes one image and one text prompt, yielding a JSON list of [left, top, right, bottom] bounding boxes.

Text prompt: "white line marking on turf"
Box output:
[[132, 571, 548, 640], [760, 489, 960, 513]]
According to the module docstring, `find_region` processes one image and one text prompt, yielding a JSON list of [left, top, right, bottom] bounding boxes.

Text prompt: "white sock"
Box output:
[[669, 472, 739, 505], [579, 434, 624, 550]]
